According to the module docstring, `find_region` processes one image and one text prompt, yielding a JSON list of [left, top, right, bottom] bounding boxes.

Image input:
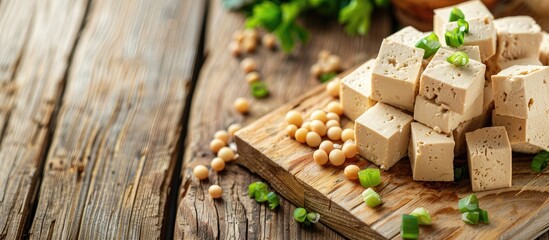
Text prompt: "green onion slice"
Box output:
[[358, 168, 381, 188], [362, 188, 382, 207], [248, 182, 268, 198], [457, 19, 469, 34], [458, 194, 479, 213], [401, 214, 419, 240], [319, 72, 337, 83], [250, 82, 269, 98], [415, 32, 441, 59], [266, 192, 280, 209], [410, 207, 432, 225], [462, 211, 479, 224], [293, 208, 308, 223], [306, 212, 320, 223], [531, 150, 549, 173], [479, 208, 489, 224], [446, 51, 469, 66], [449, 7, 465, 22], [444, 29, 465, 48]]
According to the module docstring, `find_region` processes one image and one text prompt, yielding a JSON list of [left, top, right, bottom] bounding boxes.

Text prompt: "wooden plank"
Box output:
[[235, 84, 549, 240], [0, 0, 88, 238], [175, 0, 392, 239], [29, 0, 205, 239]]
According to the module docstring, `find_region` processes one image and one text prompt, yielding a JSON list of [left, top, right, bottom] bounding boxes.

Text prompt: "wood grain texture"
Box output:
[[174, 0, 391, 239], [236, 84, 549, 240], [0, 0, 87, 238], [29, 0, 205, 239]]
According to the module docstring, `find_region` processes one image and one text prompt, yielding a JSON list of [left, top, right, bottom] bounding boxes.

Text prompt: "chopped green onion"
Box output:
[[446, 51, 469, 66], [401, 214, 419, 240], [449, 7, 465, 22], [458, 194, 479, 213], [293, 208, 308, 223], [531, 150, 549, 173], [461, 211, 479, 224], [358, 168, 381, 188], [248, 182, 268, 198], [457, 19, 469, 34], [444, 29, 465, 48], [362, 188, 382, 207], [415, 32, 441, 59], [319, 72, 337, 83], [250, 82, 269, 98], [410, 207, 432, 225], [306, 212, 320, 223], [478, 208, 489, 223], [266, 192, 280, 209]]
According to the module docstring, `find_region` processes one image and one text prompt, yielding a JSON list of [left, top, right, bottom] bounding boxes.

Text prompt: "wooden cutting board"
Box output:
[[235, 84, 549, 240]]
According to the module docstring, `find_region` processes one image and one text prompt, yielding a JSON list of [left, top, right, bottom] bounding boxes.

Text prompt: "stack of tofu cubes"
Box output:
[[340, 0, 549, 192]]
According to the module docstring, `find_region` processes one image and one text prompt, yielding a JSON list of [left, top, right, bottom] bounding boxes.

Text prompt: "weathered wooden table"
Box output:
[[0, 0, 547, 239]]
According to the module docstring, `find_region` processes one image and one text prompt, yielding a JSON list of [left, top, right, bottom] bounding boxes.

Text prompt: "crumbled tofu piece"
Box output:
[[453, 83, 494, 155], [340, 59, 377, 120], [541, 32, 549, 65], [420, 48, 486, 114], [492, 65, 549, 119], [355, 103, 413, 170], [442, 45, 481, 62], [414, 90, 482, 134], [492, 112, 549, 154], [371, 39, 424, 112], [494, 16, 542, 62], [465, 127, 512, 192], [386, 26, 424, 47], [434, 0, 493, 40], [408, 122, 455, 181], [444, 17, 497, 61]]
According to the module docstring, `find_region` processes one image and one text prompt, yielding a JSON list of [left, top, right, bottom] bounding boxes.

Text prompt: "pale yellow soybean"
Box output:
[[295, 128, 308, 143], [342, 142, 357, 158], [214, 130, 230, 144], [193, 165, 209, 180], [306, 132, 322, 147], [344, 165, 360, 180], [341, 129, 355, 142], [209, 185, 223, 199], [325, 119, 340, 128], [313, 149, 329, 165], [285, 110, 303, 127], [218, 147, 235, 162], [286, 125, 298, 138], [319, 140, 334, 154], [326, 78, 340, 97], [310, 120, 327, 136], [325, 101, 343, 115], [310, 110, 328, 123], [329, 149, 345, 166], [210, 139, 226, 153], [228, 123, 242, 136], [211, 157, 226, 172], [327, 126, 342, 141]]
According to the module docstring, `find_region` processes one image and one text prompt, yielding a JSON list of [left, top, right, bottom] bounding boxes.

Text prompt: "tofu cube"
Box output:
[[491, 65, 549, 119], [420, 48, 485, 114], [408, 122, 455, 181], [444, 17, 497, 61], [386, 26, 424, 47], [465, 127, 512, 192], [494, 16, 542, 62], [340, 59, 377, 120], [453, 83, 494, 155], [355, 103, 413, 170], [492, 112, 549, 154], [485, 56, 542, 80], [434, 0, 493, 41], [371, 39, 424, 112], [413, 90, 482, 134], [541, 32, 549, 65]]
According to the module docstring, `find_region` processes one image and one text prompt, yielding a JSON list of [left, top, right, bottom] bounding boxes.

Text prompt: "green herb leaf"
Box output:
[[250, 81, 269, 98], [446, 51, 469, 66], [293, 208, 308, 222], [415, 32, 441, 59], [458, 194, 479, 213], [401, 214, 419, 239], [462, 211, 480, 224], [410, 207, 432, 225], [449, 7, 465, 22], [319, 72, 337, 83], [358, 168, 381, 188], [245, 2, 282, 32], [338, 0, 373, 35], [457, 19, 469, 34], [531, 150, 549, 173], [266, 192, 280, 209]]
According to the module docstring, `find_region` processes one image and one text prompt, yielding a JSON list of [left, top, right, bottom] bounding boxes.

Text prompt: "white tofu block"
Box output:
[[414, 90, 482, 134], [420, 48, 485, 114], [492, 112, 549, 154], [466, 127, 512, 192], [453, 83, 494, 155], [541, 32, 549, 65], [408, 122, 455, 182], [485, 57, 542, 80], [355, 103, 413, 170], [444, 17, 497, 61], [434, 0, 493, 41], [340, 59, 377, 120], [371, 39, 424, 112], [491, 65, 549, 119], [494, 16, 542, 62], [386, 26, 424, 47]]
